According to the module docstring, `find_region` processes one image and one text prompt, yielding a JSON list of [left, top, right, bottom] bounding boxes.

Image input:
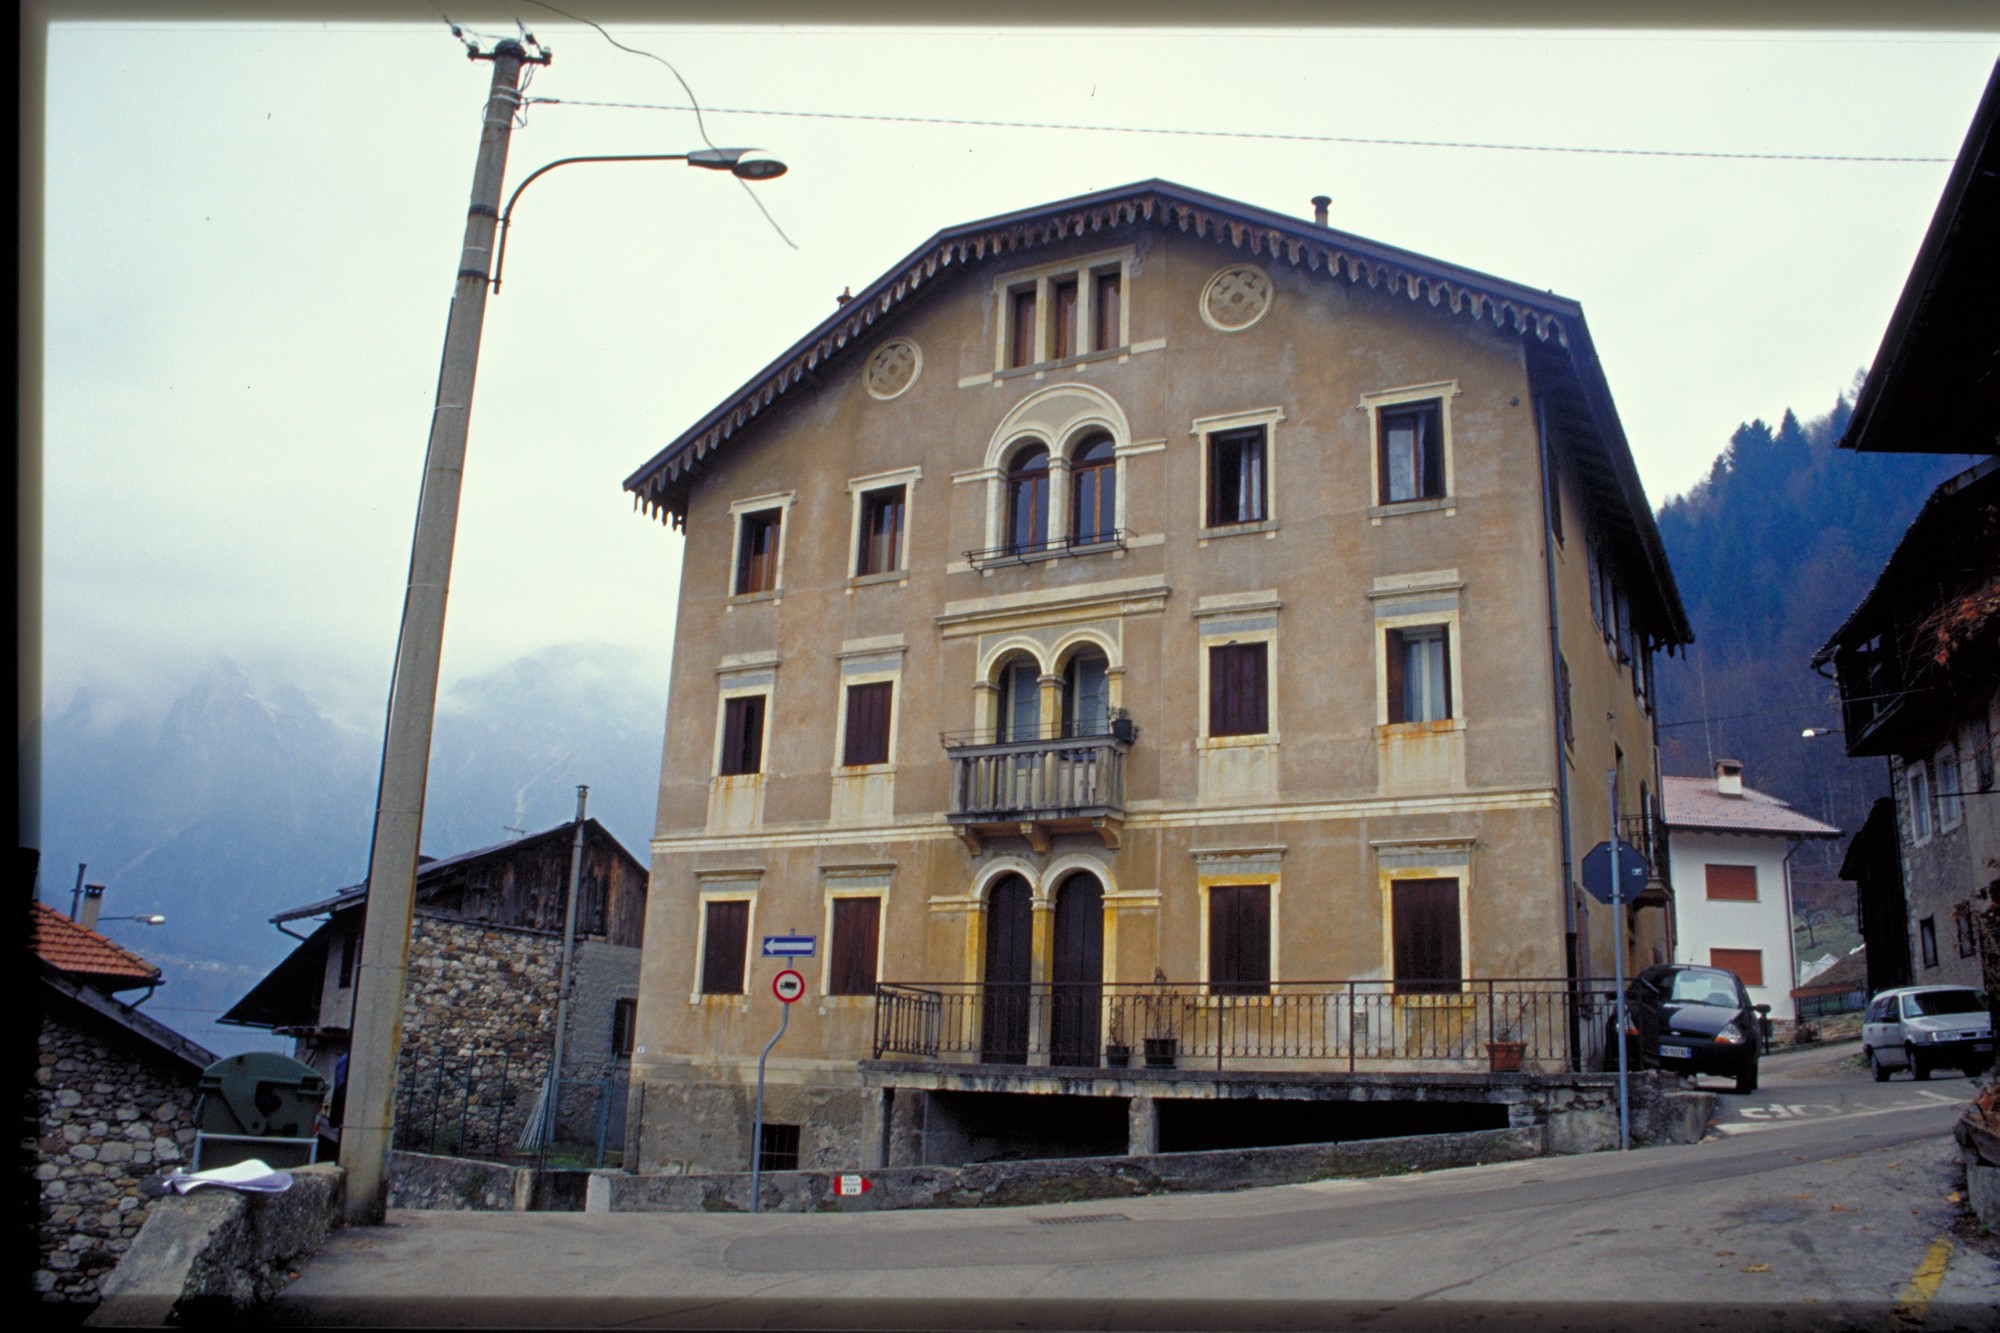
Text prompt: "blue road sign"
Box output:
[[1580, 839, 1650, 905], [762, 935, 816, 958]]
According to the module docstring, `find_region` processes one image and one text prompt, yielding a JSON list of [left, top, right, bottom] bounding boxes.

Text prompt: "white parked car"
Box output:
[[1861, 986, 1994, 1081]]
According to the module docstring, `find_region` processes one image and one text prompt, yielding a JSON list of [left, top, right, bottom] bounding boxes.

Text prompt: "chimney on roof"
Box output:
[[80, 884, 105, 931], [835, 287, 852, 306], [1311, 195, 1331, 227], [1715, 759, 1744, 798]]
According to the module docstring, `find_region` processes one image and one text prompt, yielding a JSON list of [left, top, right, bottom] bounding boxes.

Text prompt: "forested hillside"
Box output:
[[1651, 388, 1982, 898]]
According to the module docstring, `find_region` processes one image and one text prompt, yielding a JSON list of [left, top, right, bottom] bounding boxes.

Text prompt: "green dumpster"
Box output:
[[193, 1052, 328, 1171]]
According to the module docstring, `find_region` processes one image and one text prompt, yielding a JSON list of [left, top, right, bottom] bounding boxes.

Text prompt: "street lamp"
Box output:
[[1801, 727, 1843, 739], [341, 39, 786, 1226], [490, 148, 788, 292], [98, 914, 166, 926]]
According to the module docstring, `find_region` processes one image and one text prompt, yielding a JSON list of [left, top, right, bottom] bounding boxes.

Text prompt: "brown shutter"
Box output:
[[1419, 401, 1446, 497], [843, 681, 893, 767], [1209, 642, 1268, 737], [1439, 626, 1453, 719], [1209, 884, 1271, 995], [1709, 948, 1763, 987], [1704, 865, 1758, 901], [1010, 289, 1037, 367], [1385, 629, 1408, 724], [720, 696, 765, 775], [701, 900, 749, 994], [829, 898, 881, 996], [1392, 878, 1461, 994]]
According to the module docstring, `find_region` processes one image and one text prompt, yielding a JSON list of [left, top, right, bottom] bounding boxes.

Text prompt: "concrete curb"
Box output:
[[589, 1125, 1548, 1213], [86, 1163, 344, 1326]]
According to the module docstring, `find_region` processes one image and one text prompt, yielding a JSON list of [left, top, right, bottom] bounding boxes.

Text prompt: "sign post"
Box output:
[[750, 968, 806, 1213]]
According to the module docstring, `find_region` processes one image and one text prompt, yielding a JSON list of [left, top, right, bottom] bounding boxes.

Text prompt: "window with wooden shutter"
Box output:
[[1006, 444, 1051, 553], [1391, 878, 1461, 994], [1208, 884, 1271, 995], [854, 485, 906, 576], [828, 898, 881, 996], [1709, 948, 1763, 988], [700, 900, 749, 994], [719, 696, 765, 776], [1009, 287, 1037, 368], [1092, 269, 1121, 351], [1206, 426, 1267, 527], [1049, 277, 1078, 360], [1704, 864, 1758, 902], [842, 681, 893, 767], [1378, 400, 1445, 503], [1208, 641, 1269, 738], [735, 509, 782, 595]]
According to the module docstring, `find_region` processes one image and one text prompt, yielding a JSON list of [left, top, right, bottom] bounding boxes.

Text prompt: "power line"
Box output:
[[524, 97, 1955, 165]]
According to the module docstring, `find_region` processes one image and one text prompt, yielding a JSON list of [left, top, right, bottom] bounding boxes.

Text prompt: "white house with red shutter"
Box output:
[[1663, 760, 1841, 1024]]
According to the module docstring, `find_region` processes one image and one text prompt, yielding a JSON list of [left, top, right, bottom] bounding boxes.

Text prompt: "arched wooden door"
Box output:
[[1049, 873, 1104, 1066], [981, 874, 1033, 1064]]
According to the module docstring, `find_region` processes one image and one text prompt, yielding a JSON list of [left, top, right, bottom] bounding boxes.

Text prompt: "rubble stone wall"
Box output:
[[395, 917, 559, 1157], [33, 1007, 202, 1308]]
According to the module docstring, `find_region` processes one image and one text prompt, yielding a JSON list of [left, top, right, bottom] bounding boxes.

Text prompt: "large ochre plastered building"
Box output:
[[621, 182, 1691, 1174]]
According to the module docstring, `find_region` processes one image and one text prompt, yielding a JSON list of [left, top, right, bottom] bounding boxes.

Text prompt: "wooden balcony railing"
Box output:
[[873, 978, 1621, 1074]]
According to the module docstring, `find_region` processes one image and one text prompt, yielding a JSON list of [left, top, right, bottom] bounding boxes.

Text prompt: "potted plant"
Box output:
[[1487, 1028, 1527, 1073], [1104, 1016, 1131, 1068], [1109, 707, 1137, 744], [1142, 967, 1180, 1068]]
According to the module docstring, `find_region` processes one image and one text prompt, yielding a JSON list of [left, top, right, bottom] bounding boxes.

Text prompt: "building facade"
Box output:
[[623, 182, 1691, 1174], [1663, 761, 1840, 1026], [1816, 59, 1998, 1008]]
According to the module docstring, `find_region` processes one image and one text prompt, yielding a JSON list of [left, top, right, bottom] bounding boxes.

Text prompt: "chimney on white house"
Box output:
[[79, 884, 105, 931], [1715, 759, 1745, 797], [1311, 195, 1331, 227]]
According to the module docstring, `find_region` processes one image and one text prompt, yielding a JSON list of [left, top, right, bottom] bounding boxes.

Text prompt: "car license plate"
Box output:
[[1660, 1043, 1692, 1059]]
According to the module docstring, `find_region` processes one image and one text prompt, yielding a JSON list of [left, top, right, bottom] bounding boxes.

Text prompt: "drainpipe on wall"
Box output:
[[1533, 384, 1581, 1069]]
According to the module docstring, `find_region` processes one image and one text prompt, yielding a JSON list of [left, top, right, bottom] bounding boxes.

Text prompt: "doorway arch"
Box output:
[[1049, 871, 1104, 1066]]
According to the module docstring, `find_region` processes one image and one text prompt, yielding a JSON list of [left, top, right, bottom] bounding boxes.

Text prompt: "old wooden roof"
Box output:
[[621, 178, 1691, 646]]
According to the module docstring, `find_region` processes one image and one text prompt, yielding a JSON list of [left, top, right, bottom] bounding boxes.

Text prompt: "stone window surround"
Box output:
[[832, 639, 907, 775], [1195, 592, 1280, 749], [1372, 838, 1475, 990], [726, 491, 796, 605], [712, 658, 776, 782], [818, 865, 893, 1003], [1369, 572, 1468, 733], [990, 246, 1135, 375], [1192, 406, 1286, 537], [1359, 380, 1461, 522], [690, 870, 761, 1005], [846, 466, 921, 584], [1193, 846, 1285, 989]]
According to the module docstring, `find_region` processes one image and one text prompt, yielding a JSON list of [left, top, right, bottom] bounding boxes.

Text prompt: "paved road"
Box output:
[[271, 1043, 1998, 1331]]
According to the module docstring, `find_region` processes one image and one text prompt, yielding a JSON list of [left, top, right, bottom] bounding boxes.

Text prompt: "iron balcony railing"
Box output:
[[873, 978, 1622, 1073], [943, 731, 1129, 823], [964, 528, 1129, 569], [1619, 812, 1670, 881]]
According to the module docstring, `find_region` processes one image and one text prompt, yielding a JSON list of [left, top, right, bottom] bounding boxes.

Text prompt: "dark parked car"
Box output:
[[1604, 963, 1767, 1094]]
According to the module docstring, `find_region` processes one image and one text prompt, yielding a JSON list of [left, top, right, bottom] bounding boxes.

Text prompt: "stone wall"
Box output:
[[395, 916, 560, 1157], [553, 939, 638, 1149], [33, 1005, 203, 1309]]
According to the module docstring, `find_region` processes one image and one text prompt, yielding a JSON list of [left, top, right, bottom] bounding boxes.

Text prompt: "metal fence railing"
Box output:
[[874, 978, 1620, 1074], [394, 1054, 627, 1168]]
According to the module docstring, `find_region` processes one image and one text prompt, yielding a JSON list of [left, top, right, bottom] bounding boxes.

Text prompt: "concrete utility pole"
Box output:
[[539, 785, 590, 1168], [341, 39, 544, 1226]]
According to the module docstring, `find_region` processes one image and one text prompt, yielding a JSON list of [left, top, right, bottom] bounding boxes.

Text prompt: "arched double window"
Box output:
[[1061, 649, 1111, 737], [1005, 444, 1050, 554], [1070, 432, 1116, 544]]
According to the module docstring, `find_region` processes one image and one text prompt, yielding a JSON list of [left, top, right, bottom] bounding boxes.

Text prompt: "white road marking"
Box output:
[[1714, 1098, 1959, 1136]]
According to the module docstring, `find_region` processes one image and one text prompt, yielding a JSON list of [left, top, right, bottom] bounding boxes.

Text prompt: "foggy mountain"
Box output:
[[34, 645, 667, 1057]]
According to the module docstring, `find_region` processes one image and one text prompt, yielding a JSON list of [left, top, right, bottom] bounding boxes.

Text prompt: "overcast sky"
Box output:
[[36, 19, 2000, 733]]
